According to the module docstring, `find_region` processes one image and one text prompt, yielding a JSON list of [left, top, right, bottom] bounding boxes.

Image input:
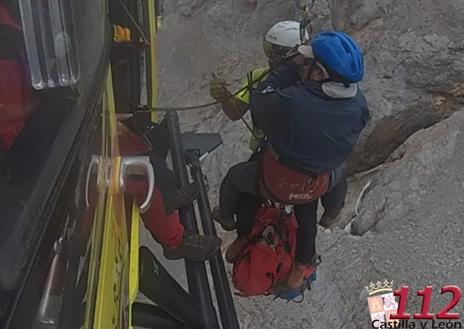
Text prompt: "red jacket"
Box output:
[[0, 2, 33, 151]]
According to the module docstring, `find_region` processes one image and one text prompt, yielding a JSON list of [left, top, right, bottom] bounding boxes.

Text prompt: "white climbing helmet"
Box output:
[[264, 20, 309, 48], [263, 20, 309, 64]]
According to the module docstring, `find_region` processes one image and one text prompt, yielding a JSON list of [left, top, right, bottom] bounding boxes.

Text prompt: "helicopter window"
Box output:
[[0, 0, 107, 317]]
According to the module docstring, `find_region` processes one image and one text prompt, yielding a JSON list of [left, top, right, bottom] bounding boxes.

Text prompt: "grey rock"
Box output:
[[332, 0, 464, 174], [351, 110, 463, 236], [329, 0, 387, 32]]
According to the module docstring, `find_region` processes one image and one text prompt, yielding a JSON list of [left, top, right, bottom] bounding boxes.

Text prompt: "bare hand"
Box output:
[[209, 75, 231, 101]]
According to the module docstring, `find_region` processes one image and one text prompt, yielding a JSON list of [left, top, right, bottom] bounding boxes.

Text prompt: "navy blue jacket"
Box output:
[[249, 63, 369, 173]]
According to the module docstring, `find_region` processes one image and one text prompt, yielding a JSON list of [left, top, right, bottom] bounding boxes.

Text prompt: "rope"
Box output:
[[132, 1, 316, 135], [136, 71, 268, 137], [135, 69, 269, 113], [238, 107, 258, 138], [134, 70, 269, 138], [134, 0, 316, 113], [295, 0, 316, 11]]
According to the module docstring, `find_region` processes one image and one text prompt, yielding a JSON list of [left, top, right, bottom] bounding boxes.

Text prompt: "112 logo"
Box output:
[[366, 281, 462, 328], [391, 286, 461, 320]]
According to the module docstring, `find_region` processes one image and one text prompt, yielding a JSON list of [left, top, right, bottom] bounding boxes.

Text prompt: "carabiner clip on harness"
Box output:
[[297, 0, 316, 44]]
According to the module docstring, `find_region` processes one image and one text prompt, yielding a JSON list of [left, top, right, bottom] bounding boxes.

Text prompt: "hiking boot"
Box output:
[[165, 182, 200, 214], [225, 237, 253, 263], [164, 233, 221, 262], [286, 255, 320, 290], [286, 263, 317, 290], [319, 207, 343, 229], [212, 206, 236, 231]]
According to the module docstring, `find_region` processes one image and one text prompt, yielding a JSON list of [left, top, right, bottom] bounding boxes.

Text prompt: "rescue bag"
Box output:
[[232, 206, 314, 297]]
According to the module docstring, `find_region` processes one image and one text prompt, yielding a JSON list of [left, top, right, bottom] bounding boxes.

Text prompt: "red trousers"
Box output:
[[126, 180, 184, 249], [119, 126, 184, 249]]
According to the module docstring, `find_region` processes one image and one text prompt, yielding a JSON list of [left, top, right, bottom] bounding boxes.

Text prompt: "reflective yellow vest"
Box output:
[[235, 67, 269, 152]]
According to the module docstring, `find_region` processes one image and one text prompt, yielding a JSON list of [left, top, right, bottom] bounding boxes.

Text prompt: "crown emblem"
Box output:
[[365, 280, 394, 296]]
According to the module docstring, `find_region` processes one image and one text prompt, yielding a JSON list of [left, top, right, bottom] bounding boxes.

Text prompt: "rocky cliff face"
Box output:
[[333, 0, 464, 174], [156, 1, 464, 327]]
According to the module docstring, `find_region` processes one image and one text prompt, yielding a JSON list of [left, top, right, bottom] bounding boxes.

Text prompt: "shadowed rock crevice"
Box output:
[[348, 110, 463, 236], [346, 96, 461, 174]]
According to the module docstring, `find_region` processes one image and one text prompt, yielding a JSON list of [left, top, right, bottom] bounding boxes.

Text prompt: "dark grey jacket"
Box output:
[[250, 62, 369, 173]]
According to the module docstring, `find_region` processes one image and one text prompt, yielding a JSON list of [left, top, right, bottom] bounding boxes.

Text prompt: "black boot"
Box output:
[[163, 233, 221, 262], [319, 207, 342, 229], [164, 182, 200, 214], [212, 206, 236, 231]]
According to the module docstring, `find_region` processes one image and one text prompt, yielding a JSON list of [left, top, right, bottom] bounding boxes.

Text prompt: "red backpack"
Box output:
[[232, 206, 300, 297]]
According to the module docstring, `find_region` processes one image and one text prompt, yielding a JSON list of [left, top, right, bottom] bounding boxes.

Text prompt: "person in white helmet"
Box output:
[[210, 20, 309, 153]]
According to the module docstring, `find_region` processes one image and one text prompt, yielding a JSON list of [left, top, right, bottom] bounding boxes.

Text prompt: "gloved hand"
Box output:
[[209, 75, 231, 101]]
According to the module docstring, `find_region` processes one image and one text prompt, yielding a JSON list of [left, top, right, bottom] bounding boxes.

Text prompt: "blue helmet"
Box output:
[[311, 32, 364, 83]]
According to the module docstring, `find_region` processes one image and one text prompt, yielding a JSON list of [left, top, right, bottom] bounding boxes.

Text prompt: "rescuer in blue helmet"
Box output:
[[214, 31, 370, 290]]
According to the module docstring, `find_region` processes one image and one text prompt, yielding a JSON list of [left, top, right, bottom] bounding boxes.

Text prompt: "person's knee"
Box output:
[[325, 178, 347, 206], [222, 163, 247, 191], [328, 165, 346, 192], [141, 188, 184, 249], [227, 162, 247, 180]]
